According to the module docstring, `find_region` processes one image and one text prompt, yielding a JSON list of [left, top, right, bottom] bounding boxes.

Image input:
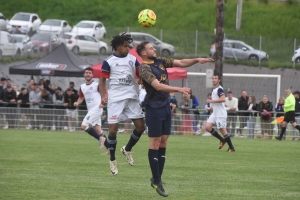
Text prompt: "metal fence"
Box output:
[[1, 104, 299, 140]]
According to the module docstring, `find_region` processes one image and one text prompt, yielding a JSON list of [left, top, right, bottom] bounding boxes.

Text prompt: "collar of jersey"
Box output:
[[142, 60, 155, 64], [113, 53, 128, 58], [86, 80, 94, 85]]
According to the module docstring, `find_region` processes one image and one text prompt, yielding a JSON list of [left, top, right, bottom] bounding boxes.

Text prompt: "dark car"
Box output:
[[30, 33, 60, 53]]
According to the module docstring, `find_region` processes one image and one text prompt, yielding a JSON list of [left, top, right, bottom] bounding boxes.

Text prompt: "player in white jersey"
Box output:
[[74, 67, 108, 151], [99, 33, 146, 175], [205, 74, 235, 152]]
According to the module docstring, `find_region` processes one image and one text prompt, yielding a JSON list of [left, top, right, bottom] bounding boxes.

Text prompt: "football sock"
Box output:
[[224, 134, 234, 149], [85, 127, 100, 140], [158, 148, 166, 176], [108, 135, 117, 161], [148, 149, 160, 184], [99, 133, 109, 148], [279, 127, 287, 138], [295, 125, 300, 132], [210, 128, 224, 142], [125, 129, 143, 151]]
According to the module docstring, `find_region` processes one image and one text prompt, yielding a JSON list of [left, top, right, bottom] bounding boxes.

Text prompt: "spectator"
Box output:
[[64, 88, 77, 132], [44, 79, 55, 94], [17, 88, 31, 129], [292, 91, 300, 140], [200, 93, 213, 120], [29, 83, 41, 130], [275, 97, 285, 139], [247, 95, 257, 138], [38, 79, 45, 86], [257, 95, 273, 139], [139, 85, 147, 107], [3, 84, 17, 129], [50, 83, 57, 91], [0, 81, 4, 128], [238, 90, 249, 137], [40, 89, 53, 130], [225, 91, 239, 137], [27, 78, 35, 92], [6, 78, 11, 86], [38, 82, 44, 92], [179, 93, 193, 133], [53, 87, 65, 131], [13, 84, 20, 96], [1, 77, 7, 89], [69, 82, 78, 97], [169, 92, 179, 133], [190, 90, 200, 134]]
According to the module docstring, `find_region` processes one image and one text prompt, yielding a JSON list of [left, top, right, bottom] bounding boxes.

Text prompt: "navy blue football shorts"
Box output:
[[146, 105, 171, 137]]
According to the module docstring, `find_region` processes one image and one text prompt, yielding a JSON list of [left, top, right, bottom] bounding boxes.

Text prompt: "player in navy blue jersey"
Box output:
[[137, 41, 214, 197]]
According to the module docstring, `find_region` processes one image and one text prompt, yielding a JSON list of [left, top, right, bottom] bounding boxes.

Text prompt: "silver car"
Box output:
[[129, 32, 175, 56], [210, 39, 268, 61]]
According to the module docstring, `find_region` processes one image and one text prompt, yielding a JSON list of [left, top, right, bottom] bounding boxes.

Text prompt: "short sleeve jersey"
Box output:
[[101, 53, 140, 103], [79, 80, 101, 111], [139, 57, 174, 108], [211, 85, 227, 117]]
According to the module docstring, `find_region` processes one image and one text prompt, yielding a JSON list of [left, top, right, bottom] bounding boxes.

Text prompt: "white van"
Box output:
[[0, 31, 21, 59]]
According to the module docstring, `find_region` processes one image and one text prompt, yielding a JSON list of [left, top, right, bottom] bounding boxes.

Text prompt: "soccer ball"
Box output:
[[138, 9, 156, 27]]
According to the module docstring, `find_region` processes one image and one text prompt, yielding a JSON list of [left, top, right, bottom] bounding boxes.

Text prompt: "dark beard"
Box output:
[[148, 55, 156, 60]]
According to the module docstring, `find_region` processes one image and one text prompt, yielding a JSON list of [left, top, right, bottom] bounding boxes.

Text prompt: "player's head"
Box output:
[[293, 91, 300, 99], [285, 87, 292, 96], [212, 73, 221, 86], [136, 41, 156, 60], [84, 67, 94, 81], [111, 32, 132, 56]]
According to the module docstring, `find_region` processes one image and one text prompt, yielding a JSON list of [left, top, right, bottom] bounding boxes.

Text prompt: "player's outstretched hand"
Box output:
[[179, 87, 191, 95], [197, 58, 214, 64], [136, 78, 142, 85]]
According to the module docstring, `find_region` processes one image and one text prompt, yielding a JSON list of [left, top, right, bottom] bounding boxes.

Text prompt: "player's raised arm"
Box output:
[[173, 57, 214, 68]]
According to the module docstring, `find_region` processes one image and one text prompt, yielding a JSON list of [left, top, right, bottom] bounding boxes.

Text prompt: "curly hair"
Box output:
[[110, 32, 133, 51]]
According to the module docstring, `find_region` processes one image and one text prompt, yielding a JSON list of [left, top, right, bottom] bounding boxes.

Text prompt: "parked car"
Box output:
[[0, 13, 9, 31], [292, 47, 300, 63], [209, 39, 269, 61], [6, 12, 41, 35], [11, 34, 32, 56], [0, 31, 21, 59], [129, 32, 175, 56], [38, 19, 72, 36], [71, 20, 106, 40], [29, 33, 60, 53], [62, 32, 108, 54]]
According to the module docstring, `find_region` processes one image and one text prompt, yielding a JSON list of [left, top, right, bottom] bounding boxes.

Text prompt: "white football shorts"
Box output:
[[207, 115, 227, 129], [107, 99, 144, 124], [82, 108, 103, 127]]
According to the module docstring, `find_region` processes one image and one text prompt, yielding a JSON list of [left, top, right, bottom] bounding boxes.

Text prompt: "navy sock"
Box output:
[[224, 134, 234, 149], [108, 135, 117, 161], [158, 148, 166, 176], [85, 127, 100, 140], [295, 125, 300, 132], [148, 149, 160, 184], [125, 129, 143, 151], [210, 128, 224, 142], [99, 133, 109, 148], [279, 127, 286, 138]]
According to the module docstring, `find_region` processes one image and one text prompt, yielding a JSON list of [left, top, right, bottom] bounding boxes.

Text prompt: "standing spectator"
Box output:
[[6, 79, 11, 86], [247, 96, 257, 138], [53, 87, 65, 131], [13, 84, 20, 96], [38, 82, 44, 92], [190, 90, 200, 134], [292, 91, 300, 140], [169, 92, 179, 133], [3, 85, 17, 129], [64, 88, 77, 132], [179, 93, 193, 133], [238, 90, 249, 138], [44, 79, 55, 95], [200, 93, 213, 120], [0, 81, 4, 128], [275, 97, 285, 139], [257, 95, 274, 139], [27, 78, 35, 92], [1, 77, 7, 89], [17, 88, 31, 129], [69, 82, 78, 97], [38, 79, 45, 86], [29, 83, 41, 130], [50, 83, 57, 91], [40, 89, 53, 130], [225, 91, 238, 137]]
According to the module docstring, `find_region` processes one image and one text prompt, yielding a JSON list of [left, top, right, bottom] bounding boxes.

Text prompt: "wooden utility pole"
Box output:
[[215, 0, 224, 85]]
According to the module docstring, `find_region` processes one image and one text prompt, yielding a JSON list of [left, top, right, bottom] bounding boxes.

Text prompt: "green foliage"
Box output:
[[1, 130, 300, 199]]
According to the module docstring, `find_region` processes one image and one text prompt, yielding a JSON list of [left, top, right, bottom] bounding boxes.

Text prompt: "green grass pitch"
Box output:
[[0, 130, 299, 200]]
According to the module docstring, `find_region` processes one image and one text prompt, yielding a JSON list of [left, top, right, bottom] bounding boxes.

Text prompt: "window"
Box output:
[[12, 13, 30, 21], [32, 15, 37, 23], [7, 35, 14, 43], [96, 23, 103, 28], [132, 35, 145, 41], [145, 36, 156, 43], [232, 43, 245, 50], [83, 36, 96, 42]]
